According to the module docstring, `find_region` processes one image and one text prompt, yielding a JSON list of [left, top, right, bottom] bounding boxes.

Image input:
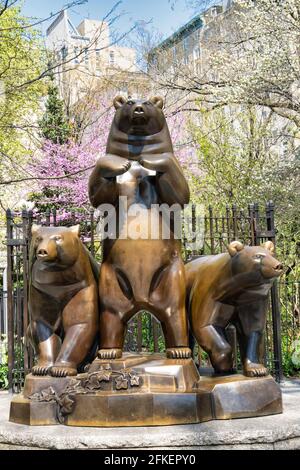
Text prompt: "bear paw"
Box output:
[[212, 349, 233, 374], [32, 364, 52, 376], [50, 365, 77, 377], [243, 361, 268, 377], [98, 348, 122, 359], [166, 347, 191, 359]]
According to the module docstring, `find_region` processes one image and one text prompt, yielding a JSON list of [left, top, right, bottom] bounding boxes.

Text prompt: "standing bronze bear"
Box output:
[[28, 225, 99, 377], [185, 241, 283, 377], [88, 96, 190, 359]]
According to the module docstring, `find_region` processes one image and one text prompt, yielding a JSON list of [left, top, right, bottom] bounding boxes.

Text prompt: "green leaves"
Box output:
[[0, 364, 8, 390], [39, 83, 71, 144], [0, 4, 46, 189], [0, 335, 8, 389], [291, 339, 300, 369]]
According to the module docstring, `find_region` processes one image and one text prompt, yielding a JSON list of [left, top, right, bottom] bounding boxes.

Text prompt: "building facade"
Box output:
[[147, 0, 297, 160], [46, 10, 148, 105], [148, 1, 232, 78]]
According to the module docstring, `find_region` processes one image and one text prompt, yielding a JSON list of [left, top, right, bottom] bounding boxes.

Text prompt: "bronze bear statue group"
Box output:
[[28, 96, 283, 379]]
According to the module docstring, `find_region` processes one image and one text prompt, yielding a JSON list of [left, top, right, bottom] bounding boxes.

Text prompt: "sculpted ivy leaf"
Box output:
[[115, 376, 128, 390], [30, 387, 57, 402], [84, 371, 112, 390], [30, 392, 42, 402], [63, 379, 82, 394], [85, 374, 102, 390], [56, 394, 75, 424], [42, 387, 58, 401], [69, 378, 81, 388], [97, 370, 112, 382], [59, 394, 75, 415], [130, 375, 140, 387]]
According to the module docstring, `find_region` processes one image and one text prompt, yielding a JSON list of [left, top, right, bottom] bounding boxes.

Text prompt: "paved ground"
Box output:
[[0, 379, 300, 450]]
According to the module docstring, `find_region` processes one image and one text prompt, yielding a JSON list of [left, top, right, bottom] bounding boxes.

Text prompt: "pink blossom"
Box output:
[[28, 102, 199, 210]]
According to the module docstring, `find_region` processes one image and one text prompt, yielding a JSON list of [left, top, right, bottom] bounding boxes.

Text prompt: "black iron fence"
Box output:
[[0, 202, 290, 391], [279, 280, 300, 375]]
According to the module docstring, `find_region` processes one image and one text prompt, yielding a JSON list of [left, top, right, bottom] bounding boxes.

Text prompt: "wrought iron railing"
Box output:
[[1, 202, 287, 392]]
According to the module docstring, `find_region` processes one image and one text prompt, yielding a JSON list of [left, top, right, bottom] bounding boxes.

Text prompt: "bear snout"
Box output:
[[133, 105, 145, 115], [37, 248, 48, 257], [269, 260, 284, 276], [131, 103, 148, 124], [36, 241, 57, 261], [273, 262, 284, 275], [261, 260, 284, 278]]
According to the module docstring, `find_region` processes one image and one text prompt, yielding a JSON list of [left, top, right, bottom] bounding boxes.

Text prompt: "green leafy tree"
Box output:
[[189, 106, 276, 207], [39, 82, 71, 144], [0, 3, 46, 210], [29, 81, 72, 210], [189, 104, 300, 278]]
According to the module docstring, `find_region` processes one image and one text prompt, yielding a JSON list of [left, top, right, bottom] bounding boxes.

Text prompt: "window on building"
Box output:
[[74, 46, 80, 64], [183, 36, 190, 54], [96, 49, 101, 69], [109, 51, 115, 66], [172, 46, 176, 61], [194, 28, 201, 43], [183, 35, 191, 65], [84, 48, 89, 66], [150, 54, 158, 68], [193, 46, 201, 60], [225, 0, 233, 10], [61, 46, 68, 61]]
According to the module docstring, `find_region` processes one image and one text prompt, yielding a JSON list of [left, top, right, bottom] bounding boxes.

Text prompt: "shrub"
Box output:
[[0, 335, 8, 389]]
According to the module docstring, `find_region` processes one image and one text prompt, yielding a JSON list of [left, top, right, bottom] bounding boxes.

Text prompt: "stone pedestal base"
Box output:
[[9, 353, 282, 427]]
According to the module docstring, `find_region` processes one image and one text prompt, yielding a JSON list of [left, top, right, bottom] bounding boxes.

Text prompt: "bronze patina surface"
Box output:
[[186, 241, 283, 377], [27, 225, 99, 378], [9, 96, 284, 428], [9, 353, 282, 427], [88, 96, 191, 360]]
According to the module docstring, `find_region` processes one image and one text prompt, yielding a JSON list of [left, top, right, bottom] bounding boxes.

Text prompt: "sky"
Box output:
[[21, 0, 203, 44]]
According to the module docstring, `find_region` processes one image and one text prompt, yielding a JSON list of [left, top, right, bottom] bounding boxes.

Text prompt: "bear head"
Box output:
[[31, 225, 80, 268], [227, 241, 283, 280], [112, 95, 165, 136]]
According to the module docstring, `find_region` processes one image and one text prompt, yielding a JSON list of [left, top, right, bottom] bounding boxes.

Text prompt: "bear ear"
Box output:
[[113, 95, 127, 110], [31, 224, 41, 235], [228, 241, 244, 257], [264, 241, 275, 254], [149, 96, 164, 109], [70, 225, 80, 236]]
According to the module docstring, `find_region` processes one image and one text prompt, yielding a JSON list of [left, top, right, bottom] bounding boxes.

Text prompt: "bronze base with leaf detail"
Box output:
[[9, 353, 282, 427]]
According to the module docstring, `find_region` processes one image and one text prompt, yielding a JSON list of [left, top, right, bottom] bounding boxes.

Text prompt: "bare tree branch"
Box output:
[[0, 1, 88, 31], [0, 165, 95, 185]]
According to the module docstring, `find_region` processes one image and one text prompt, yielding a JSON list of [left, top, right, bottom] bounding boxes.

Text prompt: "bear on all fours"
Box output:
[[185, 241, 283, 377], [88, 96, 191, 360]]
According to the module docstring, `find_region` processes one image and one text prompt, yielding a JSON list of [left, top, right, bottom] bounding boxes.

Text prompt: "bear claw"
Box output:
[[98, 349, 122, 360], [50, 366, 77, 377], [166, 347, 191, 359], [32, 365, 52, 376], [244, 361, 268, 377]]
